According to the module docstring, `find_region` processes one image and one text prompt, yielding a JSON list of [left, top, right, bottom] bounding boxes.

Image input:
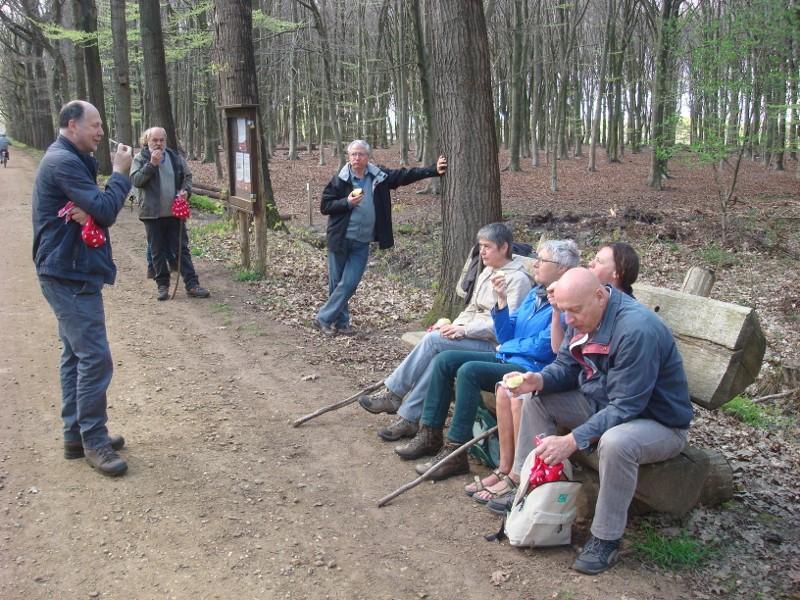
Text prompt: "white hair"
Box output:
[[347, 139, 372, 155]]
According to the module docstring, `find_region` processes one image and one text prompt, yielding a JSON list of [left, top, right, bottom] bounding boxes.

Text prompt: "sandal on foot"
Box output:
[[473, 474, 518, 505], [464, 468, 506, 497]]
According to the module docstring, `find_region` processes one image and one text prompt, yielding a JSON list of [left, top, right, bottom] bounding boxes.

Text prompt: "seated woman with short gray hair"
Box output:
[[358, 222, 534, 442]]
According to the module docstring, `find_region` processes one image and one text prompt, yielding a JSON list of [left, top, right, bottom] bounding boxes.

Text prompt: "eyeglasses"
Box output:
[[349, 151, 367, 157], [533, 256, 561, 266]]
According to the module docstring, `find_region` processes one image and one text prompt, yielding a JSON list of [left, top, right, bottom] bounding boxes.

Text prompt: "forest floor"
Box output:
[[1, 146, 798, 600]]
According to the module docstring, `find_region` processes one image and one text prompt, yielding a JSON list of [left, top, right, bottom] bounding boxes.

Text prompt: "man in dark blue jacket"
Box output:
[[506, 267, 692, 575], [313, 140, 447, 336], [32, 100, 133, 476]]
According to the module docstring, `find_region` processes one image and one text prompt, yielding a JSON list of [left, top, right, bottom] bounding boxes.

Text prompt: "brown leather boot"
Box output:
[[414, 442, 470, 480], [394, 425, 443, 460]]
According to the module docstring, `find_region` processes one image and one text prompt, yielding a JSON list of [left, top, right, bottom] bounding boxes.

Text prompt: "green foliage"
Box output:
[[252, 10, 303, 33], [721, 395, 794, 429], [38, 22, 95, 45], [722, 395, 771, 427], [234, 268, 263, 282], [695, 243, 737, 268], [192, 220, 232, 237], [164, 30, 213, 61], [396, 223, 415, 235], [631, 524, 714, 570], [188, 194, 223, 215]]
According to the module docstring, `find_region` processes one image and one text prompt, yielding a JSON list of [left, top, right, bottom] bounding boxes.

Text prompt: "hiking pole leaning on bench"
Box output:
[[378, 425, 499, 507], [292, 380, 384, 427]]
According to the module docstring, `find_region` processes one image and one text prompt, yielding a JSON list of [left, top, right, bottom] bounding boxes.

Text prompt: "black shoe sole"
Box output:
[[87, 461, 128, 476], [572, 552, 619, 575], [64, 435, 125, 459], [377, 429, 418, 442], [394, 446, 442, 461], [425, 466, 470, 480]]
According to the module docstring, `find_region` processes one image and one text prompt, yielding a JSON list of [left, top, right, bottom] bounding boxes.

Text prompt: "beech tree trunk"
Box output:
[[212, 0, 284, 276], [140, 0, 178, 150], [78, 0, 111, 174], [110, 0, 133, 145], [647, 0, 682, 190], [426, 0, 501, 318]]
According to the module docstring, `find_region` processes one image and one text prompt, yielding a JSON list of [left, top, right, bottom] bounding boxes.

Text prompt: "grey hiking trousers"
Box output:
[[513, 390, 689, 540]]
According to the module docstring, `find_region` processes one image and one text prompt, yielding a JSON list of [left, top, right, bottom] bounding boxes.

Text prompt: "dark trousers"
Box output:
[[421, 350, 523, 444], [143, 217, 199, 289]]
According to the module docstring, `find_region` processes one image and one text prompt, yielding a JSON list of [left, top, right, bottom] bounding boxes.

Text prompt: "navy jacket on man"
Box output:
[[540, 287, 692, 451], [320, 162, 438, 252], [32, 135, 131, 286]]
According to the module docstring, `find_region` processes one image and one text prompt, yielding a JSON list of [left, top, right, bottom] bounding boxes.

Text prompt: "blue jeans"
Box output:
[[39, 276, 114, 449], [316, 239, 370, 328], [421, 350, 523, 444], [386, 331, 496, 423]]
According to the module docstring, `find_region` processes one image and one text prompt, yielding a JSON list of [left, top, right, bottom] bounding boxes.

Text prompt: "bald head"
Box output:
[[553, 267, 609, 334], [58, 100, 103, 153]]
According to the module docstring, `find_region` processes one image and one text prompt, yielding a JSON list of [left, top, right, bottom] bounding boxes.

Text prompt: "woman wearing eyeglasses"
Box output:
[[473, 242, 640, 507], [394, 239, 580, 484]]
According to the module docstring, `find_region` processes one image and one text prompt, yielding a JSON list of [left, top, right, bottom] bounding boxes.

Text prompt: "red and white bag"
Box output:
[[171, 190, 190, 220], [58, 201, 106, 248]]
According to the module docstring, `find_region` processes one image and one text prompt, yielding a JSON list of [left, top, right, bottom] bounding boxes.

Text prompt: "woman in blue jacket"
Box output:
[[393, 240, 580, 482]]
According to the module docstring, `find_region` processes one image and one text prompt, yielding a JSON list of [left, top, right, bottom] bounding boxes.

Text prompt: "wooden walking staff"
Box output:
[[378, 425, 499, 507], [292, 380, 384, 427], [170, 219, 184, 300]]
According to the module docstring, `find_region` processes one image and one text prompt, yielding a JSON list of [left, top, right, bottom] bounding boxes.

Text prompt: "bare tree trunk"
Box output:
[[140, 0, 178, 150], [212, 0, 285, 271], [287, 0, 299, 159], [110, 0, 133, 145], [295, 0, 344, 168], [78, 0, 111, 174], [397, 0, 409, 166], [647, 0, 682, 190], [411, 0, 440, 194], [508, 0, 524, 171], [589, 0, 614, 172], [71, 0, 87, 100], [530, 15, 542, 167], [426, 0, 501, 317]]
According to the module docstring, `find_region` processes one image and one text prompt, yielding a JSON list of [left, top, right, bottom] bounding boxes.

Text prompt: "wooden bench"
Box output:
[[402, 267, 767, 517]]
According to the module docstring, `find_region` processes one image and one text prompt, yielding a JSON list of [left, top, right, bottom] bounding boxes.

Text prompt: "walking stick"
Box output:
[[171, 219, 183, 300], [377, 425, 498, 508], [292, 380, 385, 427]]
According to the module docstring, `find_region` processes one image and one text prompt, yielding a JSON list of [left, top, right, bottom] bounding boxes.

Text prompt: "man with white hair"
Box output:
[[131, 127, 210, 301], [313, 140, 447, 335]]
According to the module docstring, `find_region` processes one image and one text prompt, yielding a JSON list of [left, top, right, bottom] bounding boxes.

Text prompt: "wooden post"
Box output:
[[307, 181, 313, 227], [681, 266, 716, 297], [239, 212, 250, 269], [252, 123, 267, 277]]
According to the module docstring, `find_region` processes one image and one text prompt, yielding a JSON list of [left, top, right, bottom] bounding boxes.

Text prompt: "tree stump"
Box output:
[[681, 266, 716, 297]]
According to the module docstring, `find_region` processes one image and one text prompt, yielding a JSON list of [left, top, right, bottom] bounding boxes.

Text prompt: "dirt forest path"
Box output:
[[0, 151, 686, 600]]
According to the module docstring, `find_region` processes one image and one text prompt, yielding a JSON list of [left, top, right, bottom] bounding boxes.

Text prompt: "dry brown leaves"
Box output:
[[187, 145, 800, 599]]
